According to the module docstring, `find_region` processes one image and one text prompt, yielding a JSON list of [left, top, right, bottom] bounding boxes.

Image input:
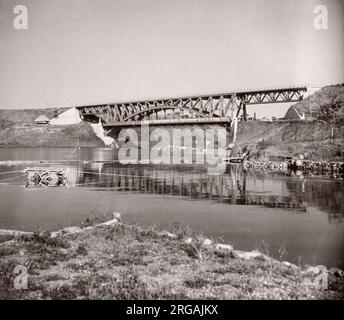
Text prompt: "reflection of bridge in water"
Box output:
[[74, 164, 308, 212]]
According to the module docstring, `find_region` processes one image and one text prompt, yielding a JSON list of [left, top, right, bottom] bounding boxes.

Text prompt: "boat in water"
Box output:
[[25, 167, 68, 187]]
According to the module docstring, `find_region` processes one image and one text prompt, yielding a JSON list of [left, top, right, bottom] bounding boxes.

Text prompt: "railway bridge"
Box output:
[[76, 86, 307, 128]]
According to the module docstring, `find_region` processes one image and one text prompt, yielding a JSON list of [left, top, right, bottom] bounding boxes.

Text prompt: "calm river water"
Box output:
[[0, 147, 343, 268]]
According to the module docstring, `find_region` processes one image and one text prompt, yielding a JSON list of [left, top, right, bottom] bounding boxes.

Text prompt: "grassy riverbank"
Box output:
[[0, 218, 343, 300]]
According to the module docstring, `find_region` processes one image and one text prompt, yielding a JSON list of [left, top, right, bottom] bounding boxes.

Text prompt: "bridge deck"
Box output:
[[103, 117, 231, 127]]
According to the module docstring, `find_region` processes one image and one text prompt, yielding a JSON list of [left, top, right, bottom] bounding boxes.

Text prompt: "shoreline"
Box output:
[[0, 213, 343, 299], [0, 120, 343, 163]]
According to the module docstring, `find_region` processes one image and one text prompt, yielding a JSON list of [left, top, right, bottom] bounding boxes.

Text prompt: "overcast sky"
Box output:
[[0, 0, 343, 117]]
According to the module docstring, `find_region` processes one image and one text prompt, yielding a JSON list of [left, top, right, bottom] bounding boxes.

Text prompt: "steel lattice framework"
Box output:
[[76, 86, 307, 126]]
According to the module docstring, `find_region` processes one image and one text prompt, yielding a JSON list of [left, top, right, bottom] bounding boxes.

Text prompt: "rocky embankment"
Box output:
[[242, 159, 344, 177], [0, 214, 343, 299]]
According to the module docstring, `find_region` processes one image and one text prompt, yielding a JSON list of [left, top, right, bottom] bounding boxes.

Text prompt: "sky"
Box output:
[[0, 0, 343, 118]]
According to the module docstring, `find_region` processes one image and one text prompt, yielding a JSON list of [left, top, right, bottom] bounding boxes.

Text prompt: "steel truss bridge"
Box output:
[[76, 86, 307, 127]]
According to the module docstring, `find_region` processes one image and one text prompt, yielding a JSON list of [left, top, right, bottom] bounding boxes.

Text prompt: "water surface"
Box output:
[[0, 146, 343, 268]]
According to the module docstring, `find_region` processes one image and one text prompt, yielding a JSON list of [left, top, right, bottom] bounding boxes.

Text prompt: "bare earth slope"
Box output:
[[235, 121, 344, 161], [0, 108, 104, 147]]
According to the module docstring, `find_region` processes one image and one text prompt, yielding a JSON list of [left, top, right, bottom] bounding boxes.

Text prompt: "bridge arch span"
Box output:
[[122, 105, 212, 122]]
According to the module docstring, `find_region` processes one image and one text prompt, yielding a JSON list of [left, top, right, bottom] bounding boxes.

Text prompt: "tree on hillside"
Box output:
[[312, 99, 344, 123], [292, 84, 344, 122]]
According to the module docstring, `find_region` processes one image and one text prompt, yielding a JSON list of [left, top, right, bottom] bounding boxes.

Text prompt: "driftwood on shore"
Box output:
[[0, 212, 122, 240]]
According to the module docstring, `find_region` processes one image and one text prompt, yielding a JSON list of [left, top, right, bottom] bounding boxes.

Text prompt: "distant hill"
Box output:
[[292, 84, 344, 122], [0, 107, 69, 124]]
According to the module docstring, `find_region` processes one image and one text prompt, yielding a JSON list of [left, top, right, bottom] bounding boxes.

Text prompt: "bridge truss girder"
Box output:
[[76, 86, 307, 125]]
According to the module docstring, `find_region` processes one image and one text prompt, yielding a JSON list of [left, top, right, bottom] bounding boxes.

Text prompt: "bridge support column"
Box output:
[[236, 100, 247, 121], [242, 102, 247, 121]]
